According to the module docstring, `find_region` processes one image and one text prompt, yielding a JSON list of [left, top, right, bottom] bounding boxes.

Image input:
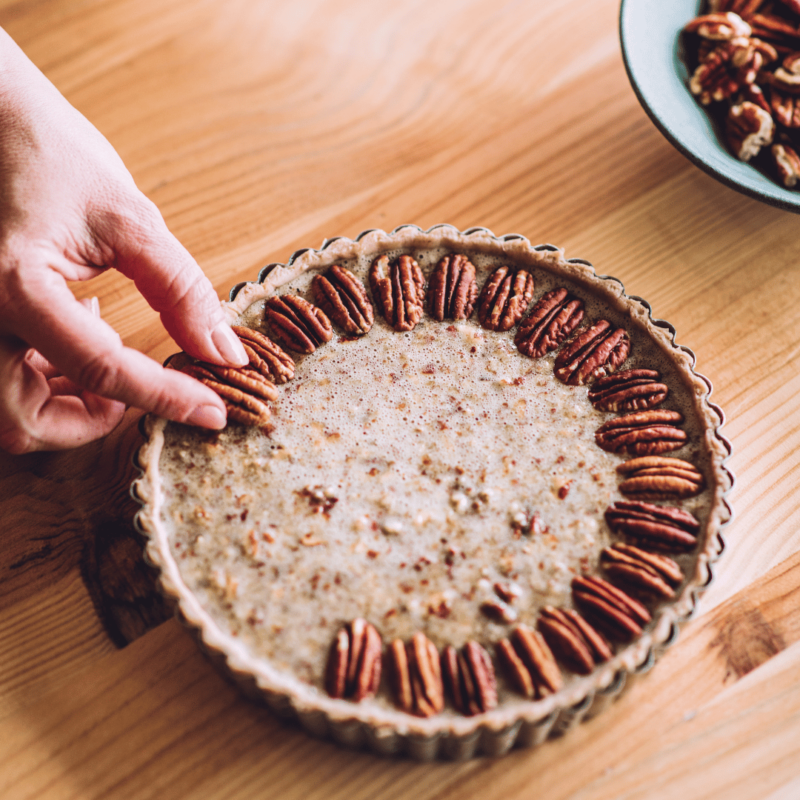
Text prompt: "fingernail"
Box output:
[[211, 322, 249, 366], [79, 296, 100, 316], [187, 404, 227, 429]]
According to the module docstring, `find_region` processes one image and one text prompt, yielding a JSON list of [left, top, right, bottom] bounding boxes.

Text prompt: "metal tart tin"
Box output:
[[131, 224, 734, 760]]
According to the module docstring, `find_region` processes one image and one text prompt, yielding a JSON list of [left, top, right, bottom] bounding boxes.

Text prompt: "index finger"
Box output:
[[89, 198, 248, 368]]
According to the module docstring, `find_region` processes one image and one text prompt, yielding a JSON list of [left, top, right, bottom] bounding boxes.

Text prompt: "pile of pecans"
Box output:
[[683, 2, 800, 187]]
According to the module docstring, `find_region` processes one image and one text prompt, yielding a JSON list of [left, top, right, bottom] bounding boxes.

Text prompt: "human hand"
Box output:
[[0, 28, 248, 454]]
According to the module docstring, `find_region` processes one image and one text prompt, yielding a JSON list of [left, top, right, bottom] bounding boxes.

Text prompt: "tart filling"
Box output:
[[134, 226, 731, 748]]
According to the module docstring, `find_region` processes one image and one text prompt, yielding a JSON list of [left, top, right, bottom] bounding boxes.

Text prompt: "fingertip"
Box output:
[[210, 322, 249, 367], [146, 362, 229, 427], [186, 404, 227, 430]]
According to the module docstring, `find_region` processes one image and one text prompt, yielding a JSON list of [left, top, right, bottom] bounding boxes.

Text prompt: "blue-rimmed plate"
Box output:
[[619, 0, 800, 212]]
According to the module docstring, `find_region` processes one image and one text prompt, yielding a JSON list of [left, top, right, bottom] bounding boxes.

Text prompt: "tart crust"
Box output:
[[133, 225, 733, 759]]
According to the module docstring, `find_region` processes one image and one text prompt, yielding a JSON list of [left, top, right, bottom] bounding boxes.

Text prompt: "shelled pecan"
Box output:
[[426, 254, 478, 321], [770, 51, 800, 92], [595, 409, 686, 456], [748, 13, 800, 50], [537, 606, 612, 676], [571, 575, 652, 642], [689, 39, 750, 106], [709, 1, 800, 15], [231, 325, 295, 384], [312, 265, 374, 335], [496, 624, 562, 699], [617, 456, 706, 499], [185, 361, 278, 404], [684, 12, 752, 40], [325, 618, 382, 701], [476, 266, 535, 331], [771, 141, 800, 184], [725, 101, 775, 160], [770, 89, 800, 128], [388, 632, 444, 717], [601, 544, 684, 599], [553, 320, 630, 385], [369, 254, 425, 332], [182, 363, 275, 427], [588, 368, 668, 412], [181, 325, 289, 427], [441, 641, 497, 715], [605, 500, 701, 550], [264, 294, 333, 354], [741, 81, 771, 113], [514, 288, 584, 358]]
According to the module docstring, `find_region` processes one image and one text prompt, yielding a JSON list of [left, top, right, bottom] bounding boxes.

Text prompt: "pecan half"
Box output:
[[182, 363, 274, 427], [605, 500, 701, 550], [743, 77, 774, 112], [572, 575, 652, 642], [595, 409, 686, 456], [725, 102, 774, 160], [180, 325, 288, 427], [734, 41, 765, 85], [496, 624, 562, 699], [684, 12, 752, 40], [312, 265, 374, 335], [751, 37, 780, 65], [537, 606, 612, 676], [264, 295, 333, 354], [769, 88, 800, 127], [708, 0, 766, 13], [771, 62, 800, 94], [601, 543, 683, 599], [231, 325, 295, 384], [588, 368, 668, 412], [388, 632, 444, 717], [514, 288, 584, 358], [426, 254, 478, 321], [182, 363, 276, 403], [553, 320, 630, 386], [441, 641, 497, 715], [476, 266, 535, 331], [369, 254, 425, 332], [616, 456, 706, 499], [689, 39, 748, 105], [325, 618, 382, 701], [748, 14, 800, 50], [772, 142, 800, 186]]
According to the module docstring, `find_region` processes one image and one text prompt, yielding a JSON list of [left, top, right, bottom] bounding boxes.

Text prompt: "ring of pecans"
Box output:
[[683, 2, 800, 188], [181, 250, 708, 719]]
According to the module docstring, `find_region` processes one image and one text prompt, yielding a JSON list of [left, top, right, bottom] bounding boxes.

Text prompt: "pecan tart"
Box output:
[[132, 225, 733, 759]]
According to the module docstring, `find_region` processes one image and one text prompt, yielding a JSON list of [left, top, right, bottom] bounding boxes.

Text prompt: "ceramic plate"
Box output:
[[619, 0, 800, 213]]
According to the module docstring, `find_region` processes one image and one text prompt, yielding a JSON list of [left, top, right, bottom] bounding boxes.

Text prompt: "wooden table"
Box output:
[[2, 0, 800, 797]]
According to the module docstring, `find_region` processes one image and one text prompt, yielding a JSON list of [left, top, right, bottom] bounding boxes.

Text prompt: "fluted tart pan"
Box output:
[[132, 225, 733, 760]]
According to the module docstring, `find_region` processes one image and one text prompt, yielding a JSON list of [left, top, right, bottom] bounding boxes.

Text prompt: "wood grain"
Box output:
[[1, 552, 799, 800], [1, 0, 800, 796]]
